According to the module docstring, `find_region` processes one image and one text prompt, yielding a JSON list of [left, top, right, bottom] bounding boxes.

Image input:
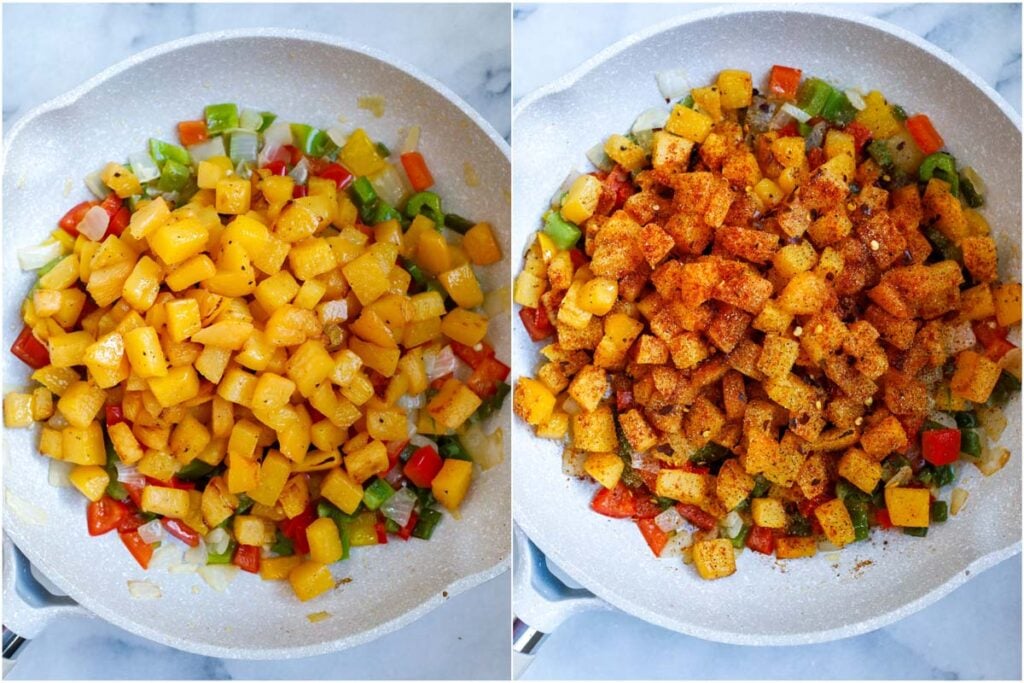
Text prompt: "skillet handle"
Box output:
[[511, 526, 608, 677], [2, 535, 91, 673]]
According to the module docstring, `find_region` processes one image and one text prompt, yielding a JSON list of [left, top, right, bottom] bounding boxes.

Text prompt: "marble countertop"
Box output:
[[514, 2, 1021, 680], [2, 3, 510, 680]]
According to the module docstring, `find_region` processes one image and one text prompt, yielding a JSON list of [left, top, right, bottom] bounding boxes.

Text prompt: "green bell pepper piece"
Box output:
[[412, 508, 442, 540], [866, 140, 894, 169], [542, 211, 581, 250], [820, 89, 857, 125], [924, 226, 963, 264], [931, 500, 949, 523], [270, 529, 294, 556], [987, 371, 1021, 408], [362, 478, 395, 511], [204, 103, 239, 135], [469, 382, 511, 424], [175, 459, 216, 481], [919, 152, 959, 196], [148, 138, 190, 166], [406, 191, 445, 227], [444, 213, 476, 234], [844, 496, 871, 542], [689, 442, 730, 466], [903, 526, 928, 537], [437, 435, 472, 461], [256, 112, 277, 133], [960, 428, 982, 458], [206, 539, 237, 564], [158, 159, 191, 192], [797, 78, 833, 117], [730, 524, 751, 549]]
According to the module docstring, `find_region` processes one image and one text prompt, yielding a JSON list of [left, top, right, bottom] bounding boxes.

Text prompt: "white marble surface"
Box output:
[[514, 3, 1021, 680], [2, 3, 510, 680]]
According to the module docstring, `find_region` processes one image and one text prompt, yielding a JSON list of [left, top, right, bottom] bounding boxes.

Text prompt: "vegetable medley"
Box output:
[[513, 66, 1021, 580], [5, 103, 508, 601]]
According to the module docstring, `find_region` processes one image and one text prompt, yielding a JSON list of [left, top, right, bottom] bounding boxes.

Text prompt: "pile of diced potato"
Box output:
[[513, 68, 1022, 581], [5, 136, 503, 600]]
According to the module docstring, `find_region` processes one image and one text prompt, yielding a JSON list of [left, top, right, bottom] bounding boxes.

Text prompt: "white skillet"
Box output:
[[2, 29, 511, 660], [512, 6, 1021, 662]]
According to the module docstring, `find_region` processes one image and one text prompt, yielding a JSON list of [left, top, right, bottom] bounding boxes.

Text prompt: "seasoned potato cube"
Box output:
[[68, 465, 110, 502], [885, 487, 930, 527], [147, 365, 200, 407], [778, 272, 829, 314], [577, 277, 618, 316], [234, 514, 274, 546], [288, 561, 334, 602], [260, 555, 302, 581], [427, 378, 482, 430], [838, 448, 881, 494], [618, 409, 658, 452], [993, 282, 1022, 326], [570, 406, 618, 452], [345, 439, 388, 484], [432, 458, 474, 511], [4, 392, 34, 428], [561, 175, 603, 224], [716, 459, 755, 511], [141, 485, 191, 518], [603, 134, 646, 171], [461, 222, 502, 266], [960, 236, 998, 283], [655, 469, 708, 505], [441, 308, 488, 346], [62, 422, 106, 465], [666, 104, 713, 143], [775, 536, 817, 559], [583, 452, 624, 489], [751, 497, 787, 528], [692, 538, 737, 580], [814, 498, 856, 547], [567, 364, 608, 413], [757, 335, 798, 379], [950, 350, 1002, 403], [513, 377, 557, 426], [651, 131, 695, 172], [215, 177, 252, 215], [716, 69, 753, 109]]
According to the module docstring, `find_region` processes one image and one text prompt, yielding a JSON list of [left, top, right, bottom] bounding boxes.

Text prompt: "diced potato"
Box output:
[[4, 392, 34, 428], [570, 406, 617, 452], [561, 175, 603, 224], [751, 497, 787, 528], [462, 222, 503, 266], [716, 69, 753, 109], [666, 104, 713, 143], [56, 381, 107, 428], [288, 561, 334, 602], [68, 465, 110, 502], [884, 486, 930, 527], [715, 459, 755, 511], [215, 177, 252, 215], [950, 350, 1002, 403], [567, 364, 607, 413], [234, 514, 274, 545], [260, 555, 302, 581], [432, 458, 474, 511], [837, 448, 881, 494], [141, 485, 191, 518], [775, 536, 818, 559], [320, 467, 364, 514], [655, 470, 708, 505], [692, 538, 737, 580], [814, 498, 856, 547], [62, 422, 106, 465], [583, 452, 624, 489], [439, 264, 484, 309], [993, 282, 1022, 327], [427, 378, 482, 430], [248, 450, 292, 507], [345, 439, 388, 484], [123, 326, 168, 378], [440, 308, 488, 346], [307, 517, 344, 564], [603, 134, 646, 171], [577, 278, 618, 316]]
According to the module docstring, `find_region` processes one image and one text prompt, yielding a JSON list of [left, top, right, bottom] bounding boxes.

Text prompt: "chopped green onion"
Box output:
[[750, 474, 770, 498], [235, 493, 254, 515], [680, 94, 695, 108], [787, 514, 812, 537], [205, 103, 239, 135], [844, 496, 871, 541], [924, 226, 963, 264], [953, 411, 979, 429], [959, 166, 985, 208], [542, 211, 581, 250], [351, 177, 378, 206], [891, 104, 908, 121], [291, 124, 332, 157]]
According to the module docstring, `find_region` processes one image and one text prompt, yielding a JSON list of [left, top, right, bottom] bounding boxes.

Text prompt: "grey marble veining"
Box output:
[[2, 3, 510, 680], [514, 3, 1020, 680]]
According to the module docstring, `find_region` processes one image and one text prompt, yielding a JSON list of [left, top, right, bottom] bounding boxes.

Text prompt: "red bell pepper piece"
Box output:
[[58, 200, 98, 235], [676, 503, 716, 531], [568, 248, 587, 270], [615, 388, 635, 413], [105, 405, 124, 426], [429, 372, 453, 391], [450, 340, 494, 369], [973, 319, 1016, 360], [146, 476, 195, 491], [778, 121, 800, 138], [121, 480, 145, 509], [404, 446, 444, 488], [316, 162, 354, 189], [466, 356, 511, 398], [263, 159, 288, 176], [591, 482, 636, 518], [232, 544, 261, 573], [797, 493, 832, 519], [161, 518, 201, 547], [632, 494, 662, 520], [681, 462, 710, 475], [768, 65, 802, 100], [86, 496, 130, 536], [921, 427, 961, 466], [283, 145, 303, 166], [745, 526, 776, 555], [906, 114, 944, 155], [10, 326, 50, 369], [518, 303, 554, 342], [874, 508, 894, 529], [292, 185, 308, 199], [99, 193, 123, 218], [119, 530, 154, 569], [106, 206, 131, 237], [400, 152, 435, 192], [177, 120, 209, 147], [398, 511, 419, 541], [375, 517, 389, 544], [807, 147, 826, 171], [603, 165, 635, 210], [636, 518, 669, 557], [280, 504, 316, 555], [845, 122, 873, 154]]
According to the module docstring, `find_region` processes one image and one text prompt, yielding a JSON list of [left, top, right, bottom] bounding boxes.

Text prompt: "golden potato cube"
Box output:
[[814, 498, 856, 547], [570, 406, 618, 452], [655, 469, 709, 505], [692, 538, 737, 580], [427, 378, 482, 430], [950, 350, 1002, 403], [884, 487, 931, 527], [141, 485, 191, 518], [716, 459, 755, 511], [666, 104, 713, 143], [993, 282, 1022, 326], [440, 308, 488, 346], [56, 381, 107, 428], [583, 452, 624, 489], [567, 364, 608, 413], [4, 392, 34, 428], [345, 440, 388, 484], [320, 467, 364, 514], [215, 177, 252, 215], [751, 497, 787, 528], [288, 561, 334, 602], [775, 536, 818, 559], [432, 458, 474, 511], [68, 464, 110, 502], [837, 448, 881, 494], [147, 365, 199, 407]]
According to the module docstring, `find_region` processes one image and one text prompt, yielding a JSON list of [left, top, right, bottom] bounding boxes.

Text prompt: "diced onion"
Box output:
[[239, 108, 263, 132], [167, 563, 198, 574], [18, 241, 64, 270], [632, 107, 670, 134], [926, 412, 957, 429], [562, 448, 587, 477], [806, 121, 828, 149], [48, 459, 74, 488], [289, 158, 310, 185], [127, 151, 160, 182], [188, 136, 227, 164], [961, 166, 987, 197], [357, 96, 386, 118], [409, 434, 435, 449], [206, 527, 230, 556], [976, 404, 1008, 441], [660, 530, 693, 558], [885, 465, 913, 487], [47, 412, 69, 429], [655, 68, 690, 101], [84, 170, 109, 198], [655, 507, 684, 532], [137, 519, 164, 544], [999, 347, 1021, 379], [585, 142, 613, 172], [721, 510, 744, 539], [326, 127, 348, 148], [844, 89, 867, 111], [5, 489, 47, 525], [484, 286, 510, 318], [78, 205, 110, 241], [307, 611, 331, 623], [319, 299, 349, 324], [149, 545, 181, 570], [460, 424, 504, 470], [781, 103, 811, 123], [950, 487, 969, 516], [381, 487, 417, 528], [263, 120, 293, 150], [424, 345, 457, 380], [398, 393, 425, 413], [198, 564, 239, 592], [947, 321, 976, 355], [116, 463, 146, 491], [818, 539, 841, 552], [229, 131, 258, 165], [127, 580, 162, 600], [400, 126, 421, 154], [977, 444, 1010, 476], [183, 541, 208, 567], [369, 163, 409, 208], [561, 397, 582, 415]]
